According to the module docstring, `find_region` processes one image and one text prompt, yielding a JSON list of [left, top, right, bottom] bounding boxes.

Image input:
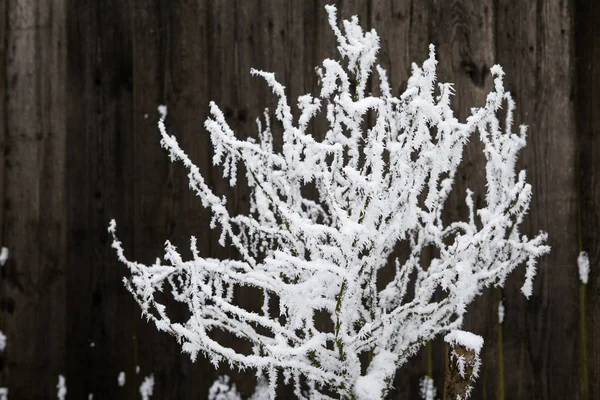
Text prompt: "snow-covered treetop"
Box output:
[[110, 5, 549, 399]]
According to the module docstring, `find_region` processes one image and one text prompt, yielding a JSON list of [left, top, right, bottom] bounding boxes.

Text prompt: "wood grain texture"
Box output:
[[65, 0, 135, 397], [2, 0, 67, 397], [497, 1, 579, 399], [0, 1, 587, 398], [576, 0, 600, 399]]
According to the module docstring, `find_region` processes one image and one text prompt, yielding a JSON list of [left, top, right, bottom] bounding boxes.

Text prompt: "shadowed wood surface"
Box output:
[[0, 1, 593, 398]]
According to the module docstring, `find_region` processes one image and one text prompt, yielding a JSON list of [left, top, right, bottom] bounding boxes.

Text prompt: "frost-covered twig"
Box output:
[[110, 5, 548, 399]]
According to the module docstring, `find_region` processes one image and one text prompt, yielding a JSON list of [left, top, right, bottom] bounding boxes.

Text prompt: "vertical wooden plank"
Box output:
[[0, 0, 6, 256], [497, 0, 578, 399], [128, 1, 171, 397], [576, 0, 600, 399], [65, 0, 135, 398], [2, 0, 67, 397]]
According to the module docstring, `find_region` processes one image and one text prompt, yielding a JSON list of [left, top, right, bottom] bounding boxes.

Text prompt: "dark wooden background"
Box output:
[[0, 0, 597, 398]]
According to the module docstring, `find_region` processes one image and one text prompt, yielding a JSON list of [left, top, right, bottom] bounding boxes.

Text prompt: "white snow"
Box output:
[[0, 247, 8, 266], [139, 375, 154, 400], [56, 375, 67, 400], [0, 388, 8, 400], [498, 300, 505, 324], [118, 371, 126, 387], [208, 376, 242, 400], [110, 4, 548, 398], [578, 251, 590, 285], [157, 105, 167, 120], [444, 330, 483, 353], [419, 376, 436, 400], [354, 351, 398, 400], [249, 377, 270, 400]]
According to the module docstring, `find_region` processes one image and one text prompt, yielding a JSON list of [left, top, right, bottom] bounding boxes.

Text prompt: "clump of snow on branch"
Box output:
[[419, 376, 437, 400], [56, 375, 66, 400], [0, 388, 7, 400], [0, 248, 8, 267], [578, 251, 590, 285], [110, 4, 548, 399], [139, 375, 154, 400]]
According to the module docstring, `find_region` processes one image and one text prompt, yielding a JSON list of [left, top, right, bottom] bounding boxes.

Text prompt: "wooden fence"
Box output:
[[0, 0, 597, 398]]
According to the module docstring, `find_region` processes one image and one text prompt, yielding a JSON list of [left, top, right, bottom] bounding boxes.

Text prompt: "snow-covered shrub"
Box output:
[[110, 5, 548, 399]]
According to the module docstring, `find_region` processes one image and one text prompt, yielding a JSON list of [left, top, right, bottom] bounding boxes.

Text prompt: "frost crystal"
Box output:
[[498, 301, 505, 324], [0, 331, 6, 352], [578, 251, 590, 285], [110, 5, 548, 399], [157, 105, 167, 120], [0, 248, 8, 267], [208, 376, 243, 400], [419, 376, 436, 400], [139, 375, 154, 400], [118, 371, 126, 387], [56, 375, 67, 400]]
